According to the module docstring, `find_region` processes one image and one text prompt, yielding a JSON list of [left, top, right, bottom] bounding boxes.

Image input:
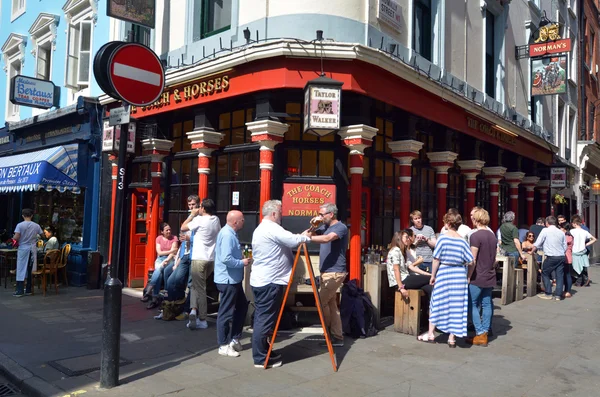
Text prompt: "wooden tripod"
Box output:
[[263, 243, 338, 371]]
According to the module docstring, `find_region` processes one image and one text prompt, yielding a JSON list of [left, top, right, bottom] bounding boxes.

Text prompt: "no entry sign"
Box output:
[[94, 42, 165, 107]]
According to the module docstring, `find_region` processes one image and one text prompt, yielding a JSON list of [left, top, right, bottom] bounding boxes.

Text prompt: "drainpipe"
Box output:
[[580, 0, 586, 141]]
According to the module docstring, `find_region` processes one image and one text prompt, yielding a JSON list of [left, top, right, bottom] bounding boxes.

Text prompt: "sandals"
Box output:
[[448, 339, 456, 348], [417, 333, 436, 343]]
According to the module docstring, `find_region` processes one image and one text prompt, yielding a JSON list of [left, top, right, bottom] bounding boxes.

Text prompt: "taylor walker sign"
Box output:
[[10, 75, 59, 109]]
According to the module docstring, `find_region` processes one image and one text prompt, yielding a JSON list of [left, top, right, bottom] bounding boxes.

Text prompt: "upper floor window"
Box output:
[[2, 33, 26, 121], [590, 30, 595, 67], [63, 0, 96, 96], [485, 10, 495, 98], [29, 14, 60, 82], [193, 0, 232, 41], [413, 0, 432, 61], [127, 24, 152, 47], [12, 0, 26, 21]]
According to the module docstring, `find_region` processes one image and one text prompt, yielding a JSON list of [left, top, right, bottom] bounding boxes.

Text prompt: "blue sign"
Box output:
[[10, 75, 59, 109], [0, 160, 77, 192]]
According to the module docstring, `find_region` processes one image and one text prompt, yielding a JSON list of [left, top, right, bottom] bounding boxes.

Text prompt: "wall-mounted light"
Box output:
[[591, 175, 600, 196]]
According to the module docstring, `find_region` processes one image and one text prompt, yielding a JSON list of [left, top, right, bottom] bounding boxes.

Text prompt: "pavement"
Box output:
[[1, 268, 600, 397]]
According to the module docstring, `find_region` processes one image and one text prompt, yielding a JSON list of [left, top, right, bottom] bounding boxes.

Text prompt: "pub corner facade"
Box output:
[[94, 0, 600, 289]]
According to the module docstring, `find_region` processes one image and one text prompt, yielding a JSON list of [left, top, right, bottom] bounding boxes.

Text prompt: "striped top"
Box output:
[[433, 234, 474, 265]]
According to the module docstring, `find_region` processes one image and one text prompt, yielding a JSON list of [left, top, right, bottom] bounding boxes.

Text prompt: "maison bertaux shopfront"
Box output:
[[99, 40, 556, 292]]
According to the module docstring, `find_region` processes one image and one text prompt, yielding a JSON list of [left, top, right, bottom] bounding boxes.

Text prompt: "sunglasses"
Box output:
[[318, 211, 331, 216]]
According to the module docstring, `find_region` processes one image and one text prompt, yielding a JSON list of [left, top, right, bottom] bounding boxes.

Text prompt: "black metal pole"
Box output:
[[100, 107, 129, 388]]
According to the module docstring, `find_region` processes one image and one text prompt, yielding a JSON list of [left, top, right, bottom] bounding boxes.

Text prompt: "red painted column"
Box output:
[[247, 120, 288, 219], [187, 126, 224, 200], [483, 167, 507, 232], [538, 180, 550, 218], [388, 140, 424, 228], [142, 138, 174, 286], [108, 155, 118, 266], [504, 172, 525, 224], [522, 176, 540, 227], [457, 160, 486, 227], [340, 125, 378, 287], [427, 152, 458, 230]]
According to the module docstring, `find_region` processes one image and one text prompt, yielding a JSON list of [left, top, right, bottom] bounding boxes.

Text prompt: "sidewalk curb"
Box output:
[[0, 352, 63, 397]]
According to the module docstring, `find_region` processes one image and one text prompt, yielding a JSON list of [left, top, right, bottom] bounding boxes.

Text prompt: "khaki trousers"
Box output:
[[190, 260, 214, 320], [319, 272, 346, 340]]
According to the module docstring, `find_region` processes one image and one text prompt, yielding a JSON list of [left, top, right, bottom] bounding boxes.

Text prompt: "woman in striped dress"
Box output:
[[417, 212, 474, 347]]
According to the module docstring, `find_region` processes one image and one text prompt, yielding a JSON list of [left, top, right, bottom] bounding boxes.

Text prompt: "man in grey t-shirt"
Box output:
[[13, 208, 43, 297], [409, 210, 436, 272], [310, 203, 348, 347]]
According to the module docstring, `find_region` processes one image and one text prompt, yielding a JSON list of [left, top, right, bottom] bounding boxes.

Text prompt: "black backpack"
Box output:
[[340, 280, 379, 339]]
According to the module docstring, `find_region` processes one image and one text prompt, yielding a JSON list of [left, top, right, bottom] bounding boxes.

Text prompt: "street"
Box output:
[[1, 267, 600, 397]]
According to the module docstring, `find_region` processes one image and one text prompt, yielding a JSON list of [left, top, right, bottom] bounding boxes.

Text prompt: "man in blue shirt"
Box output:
[[214, 210, 250, 357], [532, 216, 567, 301], [310, 203, 348, 347]]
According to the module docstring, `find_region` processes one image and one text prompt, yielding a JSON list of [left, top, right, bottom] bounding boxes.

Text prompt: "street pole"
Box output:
[[100, 105, 129, 388]]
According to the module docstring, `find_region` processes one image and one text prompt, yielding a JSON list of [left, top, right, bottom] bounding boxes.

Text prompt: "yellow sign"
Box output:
[[535, 23, 561, 43]]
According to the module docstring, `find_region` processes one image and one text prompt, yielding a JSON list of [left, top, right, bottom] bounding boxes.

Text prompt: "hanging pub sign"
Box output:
[[551, 167, 567, 188], [9, 75, 59, 109], [102, 120, 136, 154], [107, 0, 155, 29], [529, 23, 571, 58], [531, 55, 567, 96], [303, 75, 343, 137]]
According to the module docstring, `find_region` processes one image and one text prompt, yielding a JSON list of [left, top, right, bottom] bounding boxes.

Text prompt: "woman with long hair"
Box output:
[[143, 222, 179, 309], [386, 231, 432, 299], [417, 212, 474, 347]]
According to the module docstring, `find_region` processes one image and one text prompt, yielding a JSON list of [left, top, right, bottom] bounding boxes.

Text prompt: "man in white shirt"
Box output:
[[181, 198, 221, 329], [250, 200, 311, 369]]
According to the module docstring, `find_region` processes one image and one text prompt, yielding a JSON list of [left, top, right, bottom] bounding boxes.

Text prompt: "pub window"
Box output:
[[475, 176, 490, 211], [371, 159, 400, 248], [193, 0, 232, 41], [413, 0, 432, 61], [219, 108, 254, 145], [284, 102, 334, 177], [172, 120, 194, 152], [410, 131, 436, 228], [446, 170, 463, 215], [374, 117, 393, 154]]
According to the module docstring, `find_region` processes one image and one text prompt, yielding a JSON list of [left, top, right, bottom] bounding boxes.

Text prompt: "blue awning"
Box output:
[[0, 144, 80, 194]]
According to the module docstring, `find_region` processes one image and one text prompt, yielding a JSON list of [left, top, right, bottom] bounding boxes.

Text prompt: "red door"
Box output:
[[128, 189, 150, 288]]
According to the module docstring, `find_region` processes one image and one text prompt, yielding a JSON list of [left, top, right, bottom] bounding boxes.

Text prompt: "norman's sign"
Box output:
[[10, 75, 59, 109], [282, 183, 336, 217]]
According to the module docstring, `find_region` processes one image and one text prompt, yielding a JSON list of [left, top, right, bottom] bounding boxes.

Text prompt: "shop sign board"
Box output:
[[107, 0, 155, 29], [282, 183, 336, 217], [102, 121, 136, 154], [551, 167, 567, 188], [531, 55, 567, 96], [303, 75, 343, 137], [9, 75, 59, 109], [377, 0, 402, 31]]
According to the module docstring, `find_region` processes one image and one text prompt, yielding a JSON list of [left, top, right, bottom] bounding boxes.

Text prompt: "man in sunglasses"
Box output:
[[308, 203, 348, 347]]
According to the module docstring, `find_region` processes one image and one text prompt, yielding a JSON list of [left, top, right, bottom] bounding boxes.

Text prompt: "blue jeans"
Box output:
[[149, 256, 174, 297], [251, 283, 285, 365], [506, 251, 520, 267], [166, 255, 191, 301], [216, 283, 248, 346], [419, 261, 432, 272], [541, 256, 565, 297], [468, 284, 493, 335]]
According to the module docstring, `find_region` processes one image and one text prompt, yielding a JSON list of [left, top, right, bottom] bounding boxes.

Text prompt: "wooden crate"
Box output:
[[393, 289, 424, 336]]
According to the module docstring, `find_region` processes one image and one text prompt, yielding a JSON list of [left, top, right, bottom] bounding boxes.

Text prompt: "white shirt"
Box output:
[[250, 219, 311, 288], [570, 227, 592, 253], [440, 224, 471, 239], [188, 215, 221, 261]]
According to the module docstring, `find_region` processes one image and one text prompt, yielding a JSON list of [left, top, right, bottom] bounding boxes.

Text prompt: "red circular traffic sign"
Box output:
[[107, 43, 165, 107]]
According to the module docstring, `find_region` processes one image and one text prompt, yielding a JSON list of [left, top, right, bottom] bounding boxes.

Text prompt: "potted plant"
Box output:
[[553, 193, 567, 205]]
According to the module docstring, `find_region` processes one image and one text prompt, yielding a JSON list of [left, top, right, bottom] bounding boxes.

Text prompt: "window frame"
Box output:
[[6, 55, 22, 121], [194, 0, 232, 41], [63, 0, 95, 101], [11, 0, 26, 22]]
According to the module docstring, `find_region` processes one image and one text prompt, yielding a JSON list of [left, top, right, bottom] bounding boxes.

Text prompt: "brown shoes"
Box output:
[[466, 332, 488, 347]]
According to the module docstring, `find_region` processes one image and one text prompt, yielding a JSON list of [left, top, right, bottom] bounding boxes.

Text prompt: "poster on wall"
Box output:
[[102, 121, 136, 154], [531, 56, 567, 96], [107, 0, 156, 29], [551, 167, 567, 188]]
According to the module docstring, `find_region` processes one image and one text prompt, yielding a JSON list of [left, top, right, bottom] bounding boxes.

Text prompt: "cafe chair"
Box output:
[[32, 249, 61, 296], [58, 244, 71, 287]]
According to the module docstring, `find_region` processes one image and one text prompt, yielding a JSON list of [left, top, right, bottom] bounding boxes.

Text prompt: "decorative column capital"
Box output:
[[247, 120, 289, 151], [388, 139, 424, 164], [339, 124, 378, 155], [186, 126, 223, 156], [482, 166, 507, 183], [141, 138, 174, 161], [457, 160, 486, 180], [537, 179, 550, 189], [504, 171, 526, 188], [426, 151, 458, 174], [522, 176, 541, 191]]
